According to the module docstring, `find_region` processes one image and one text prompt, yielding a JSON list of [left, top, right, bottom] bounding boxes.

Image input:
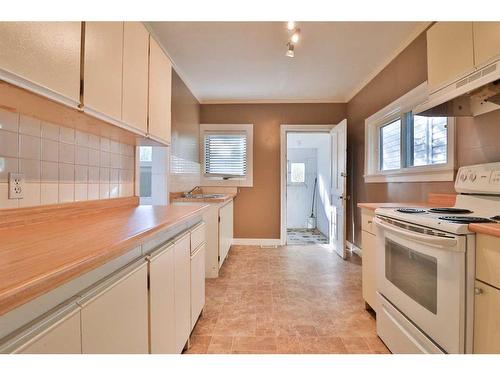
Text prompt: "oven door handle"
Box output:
[[373, 217, 458, 249]]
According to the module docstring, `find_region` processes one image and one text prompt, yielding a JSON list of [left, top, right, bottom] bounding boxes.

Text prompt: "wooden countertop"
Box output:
[[0, 201, 209, 315], [357, 202, 433, 211], [469, 223, 500, 237], [357, 193, 457, 211]]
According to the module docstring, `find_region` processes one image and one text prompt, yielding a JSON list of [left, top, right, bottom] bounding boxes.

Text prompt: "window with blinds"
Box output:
[[204, 132, 247, 177]]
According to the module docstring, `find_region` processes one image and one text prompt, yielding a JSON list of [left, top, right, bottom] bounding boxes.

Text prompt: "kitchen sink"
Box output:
[[182, 193, 226, 199]]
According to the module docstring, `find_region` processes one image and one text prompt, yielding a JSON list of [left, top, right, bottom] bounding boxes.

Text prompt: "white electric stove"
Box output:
[[373, 162, 500, 354]]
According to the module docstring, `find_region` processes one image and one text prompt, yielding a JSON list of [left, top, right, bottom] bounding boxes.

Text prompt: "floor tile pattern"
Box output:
[[186, 245, 390, 354], [287, 228, 328, 245]]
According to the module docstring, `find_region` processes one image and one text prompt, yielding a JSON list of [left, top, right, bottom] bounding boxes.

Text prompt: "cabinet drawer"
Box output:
[[476, 234, 500, 289], [361, 210, 375, 235], [190, 222, 206, 251]]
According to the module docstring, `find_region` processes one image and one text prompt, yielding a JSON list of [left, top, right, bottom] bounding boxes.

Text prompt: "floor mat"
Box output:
[[287, 228, 328, 245]]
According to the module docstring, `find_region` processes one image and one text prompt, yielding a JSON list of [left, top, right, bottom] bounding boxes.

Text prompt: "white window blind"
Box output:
[[204, 132, 247, 177]]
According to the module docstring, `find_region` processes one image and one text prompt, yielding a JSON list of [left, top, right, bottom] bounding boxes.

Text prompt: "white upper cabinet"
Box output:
[[122, 22, 149, 135], [473, 22, 500, 69], [83, 22, 124, 122], [0, 22, 81, 106], [148, 37, 172, 145], [427, 22, 474, 92]]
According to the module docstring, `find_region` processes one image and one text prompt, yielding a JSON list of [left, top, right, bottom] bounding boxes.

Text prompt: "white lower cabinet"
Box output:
[[148, 243, 176, 354], [2, 304, 82, 354], [218, 200, 234, 269], [174, 233, 191, 353], [80, 261, 149, 354], [191, 244, 206, 330]]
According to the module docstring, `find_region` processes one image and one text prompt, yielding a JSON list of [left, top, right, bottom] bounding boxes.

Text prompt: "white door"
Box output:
[[190, 244, 206, 330], [330, 119, 347, 259]]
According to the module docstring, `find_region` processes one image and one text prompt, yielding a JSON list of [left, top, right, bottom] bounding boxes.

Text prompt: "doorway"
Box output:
[[283, 130, 332, 245], [280, 121, 348, 258]]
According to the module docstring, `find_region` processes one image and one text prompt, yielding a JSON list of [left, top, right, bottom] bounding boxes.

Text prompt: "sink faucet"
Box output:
[[186, 186, 200, 196]]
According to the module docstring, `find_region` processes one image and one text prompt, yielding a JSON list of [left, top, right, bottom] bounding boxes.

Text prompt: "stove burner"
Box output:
[[491, 215, 500, 221], [438, 216, 496, 224], [396, 208, 426, 214], [429, 207, 473, 214]]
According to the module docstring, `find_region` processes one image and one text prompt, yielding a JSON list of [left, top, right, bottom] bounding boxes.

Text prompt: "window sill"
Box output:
[[364, 168, 455, 183], [201, 176, 253, 188]]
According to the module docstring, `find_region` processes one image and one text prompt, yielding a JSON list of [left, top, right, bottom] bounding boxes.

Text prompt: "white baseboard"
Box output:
[[232, 238, 282, 247], [347, 241, 363, 257]]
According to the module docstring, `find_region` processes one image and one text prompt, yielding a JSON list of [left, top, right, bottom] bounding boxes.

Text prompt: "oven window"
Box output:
[[385, 238, 438, 314]]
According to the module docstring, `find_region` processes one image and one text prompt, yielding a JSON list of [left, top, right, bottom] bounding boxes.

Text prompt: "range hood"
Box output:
[[414, 60, 500, 117]]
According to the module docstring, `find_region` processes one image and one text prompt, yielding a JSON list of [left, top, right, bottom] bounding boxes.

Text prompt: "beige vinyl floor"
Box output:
[[185, 244, 390, 354]]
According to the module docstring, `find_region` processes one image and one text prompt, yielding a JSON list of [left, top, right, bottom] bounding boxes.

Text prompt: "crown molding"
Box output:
[[200, 98, 346, 105]]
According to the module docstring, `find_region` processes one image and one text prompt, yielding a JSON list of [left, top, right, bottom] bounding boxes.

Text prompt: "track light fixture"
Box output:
[[285, 22, 300, 58]]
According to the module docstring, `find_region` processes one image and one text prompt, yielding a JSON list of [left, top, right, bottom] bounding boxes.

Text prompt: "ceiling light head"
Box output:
[[286, 42, 295, 58], [287, 21, 295, 31], [291, 28, 300, 43]]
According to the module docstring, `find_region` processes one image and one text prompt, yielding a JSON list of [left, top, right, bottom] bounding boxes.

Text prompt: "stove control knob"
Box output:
[[470, 173, 477, 182], [460, 173, 467, 182]]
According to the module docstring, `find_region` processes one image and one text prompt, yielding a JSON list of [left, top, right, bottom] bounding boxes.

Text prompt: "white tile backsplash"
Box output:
[[74, 183, 88, 202], [75, 130, 89, 147], [41, 161, 59, 183], [41, 139, 59, 162], [0, 111, 136, 209], [75, 165, 88, 183], [59, 164, 74, 183], [41, 121, 59, 140], [59, 143, 75, 164], [75, 146, 89, 165], [19, 115, 41, 137], [19, 159, 41, 182], [0, 109, 19, 133], [0, 157, 18, 182], [88, 148, 100, 167], [88, 183, 99, 200], [100, 137, 110, 151], [59, 127, 75, 144], [19, 183, 40, 207], [88, 166, 100, 183], [40, 183, 58, 205], [0, 183, 19, 209], [100, 151, 110, 167], [19, 134, 41, 160], [59, 183, 74, 203], [0, 130, 18, 158]]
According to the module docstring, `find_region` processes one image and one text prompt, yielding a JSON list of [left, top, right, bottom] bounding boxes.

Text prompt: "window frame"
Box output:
[[365, 82, 455, 183], [288, 162, 306, 185], [200, 124, 254, 187]]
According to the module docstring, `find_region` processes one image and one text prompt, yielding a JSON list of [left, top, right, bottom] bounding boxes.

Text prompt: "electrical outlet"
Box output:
[[8, 172, 24, 199]]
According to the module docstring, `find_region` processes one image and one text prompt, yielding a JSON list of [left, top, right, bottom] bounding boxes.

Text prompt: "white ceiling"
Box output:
[[147, 22, 428, 103]]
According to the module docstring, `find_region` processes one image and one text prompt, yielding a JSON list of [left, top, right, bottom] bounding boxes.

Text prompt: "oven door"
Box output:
[[374, 216, 466, 353]]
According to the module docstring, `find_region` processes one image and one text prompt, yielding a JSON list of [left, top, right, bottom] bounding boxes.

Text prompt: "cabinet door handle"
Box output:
[[367, 220, 373, 224], [474, 287, 483, 295]]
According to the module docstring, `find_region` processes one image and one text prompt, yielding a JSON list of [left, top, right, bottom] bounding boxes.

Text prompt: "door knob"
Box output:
[[474, 287, 483, 295], [340, 172, 347, 177]]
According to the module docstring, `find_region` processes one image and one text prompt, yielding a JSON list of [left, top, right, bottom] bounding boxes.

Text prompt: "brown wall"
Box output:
[[200, 103, 346, 239], [346, 31, 500, 248], [170, 70, 201, 192]]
